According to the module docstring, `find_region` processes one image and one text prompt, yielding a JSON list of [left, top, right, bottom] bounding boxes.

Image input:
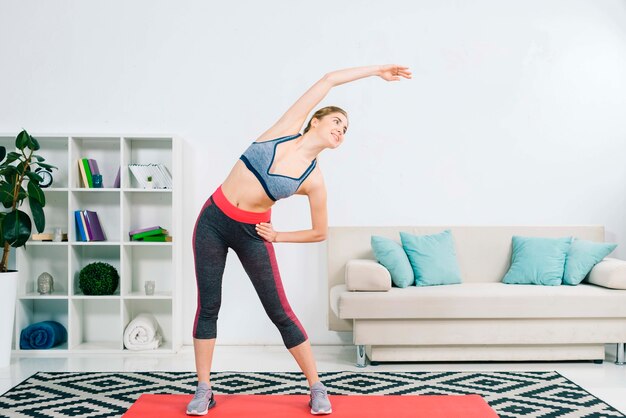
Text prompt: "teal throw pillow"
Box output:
[[502, 236, 572, 286], [563, 239, 617, 285], [399, 230, 462, 286], [371, 236, 414, 288]]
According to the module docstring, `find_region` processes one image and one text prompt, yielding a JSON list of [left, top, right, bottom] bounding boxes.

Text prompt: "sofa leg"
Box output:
[[616, 343, 625, 365], [356, 345, 367, 368]]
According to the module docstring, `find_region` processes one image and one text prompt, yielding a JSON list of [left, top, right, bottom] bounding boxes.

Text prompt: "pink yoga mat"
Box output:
[[123, 393, 499, 417]]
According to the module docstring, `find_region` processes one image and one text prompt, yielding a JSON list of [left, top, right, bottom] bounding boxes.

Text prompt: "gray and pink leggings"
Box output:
[[192, 185, 308, 349]]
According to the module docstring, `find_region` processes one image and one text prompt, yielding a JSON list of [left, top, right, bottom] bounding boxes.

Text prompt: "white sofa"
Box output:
[[327, 226, 626, 366]]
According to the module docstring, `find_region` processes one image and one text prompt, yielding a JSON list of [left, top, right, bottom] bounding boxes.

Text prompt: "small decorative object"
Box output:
[[144, 280, 155, 296], [146, 176, 153, 189], [92, 174, 103, 188], [37, 272, 54, 295], [53, 227, 63, 242], [34, 166, 54, 188], [79, 262, 119, 295]]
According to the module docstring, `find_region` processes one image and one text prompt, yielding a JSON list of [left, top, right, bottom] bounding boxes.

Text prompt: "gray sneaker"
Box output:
[[186, 382, 216, 415], [309, 381, 332, 415]]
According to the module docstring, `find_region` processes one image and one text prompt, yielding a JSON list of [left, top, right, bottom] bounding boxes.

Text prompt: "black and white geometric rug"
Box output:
[[0, 371, 623, 418]]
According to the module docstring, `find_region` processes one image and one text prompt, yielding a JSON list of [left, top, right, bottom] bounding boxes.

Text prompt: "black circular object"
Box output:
[[35, 167, 53, 188]]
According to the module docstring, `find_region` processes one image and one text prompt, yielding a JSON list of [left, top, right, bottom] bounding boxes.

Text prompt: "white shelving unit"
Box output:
[[3, 135, 182, 354]]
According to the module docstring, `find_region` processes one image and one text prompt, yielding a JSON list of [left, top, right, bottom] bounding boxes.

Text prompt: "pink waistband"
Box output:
[[211, 185, 271, 224]]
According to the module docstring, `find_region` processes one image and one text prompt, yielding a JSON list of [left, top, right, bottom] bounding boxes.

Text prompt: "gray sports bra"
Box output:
[[239, 134, 317, 201]]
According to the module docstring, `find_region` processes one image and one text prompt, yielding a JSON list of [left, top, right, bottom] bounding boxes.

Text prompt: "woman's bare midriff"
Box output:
[[220, 160, 276, 212]]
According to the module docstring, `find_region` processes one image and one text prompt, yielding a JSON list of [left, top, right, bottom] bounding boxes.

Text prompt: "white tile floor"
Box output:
[[2, 345, 626, 413]]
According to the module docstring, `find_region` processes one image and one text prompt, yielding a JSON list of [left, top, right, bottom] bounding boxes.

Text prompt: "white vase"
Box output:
[[0, 271, 18, 368]]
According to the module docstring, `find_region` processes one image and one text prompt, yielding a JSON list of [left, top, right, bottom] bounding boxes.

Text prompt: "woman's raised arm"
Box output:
[[256, 64, 411, 141]]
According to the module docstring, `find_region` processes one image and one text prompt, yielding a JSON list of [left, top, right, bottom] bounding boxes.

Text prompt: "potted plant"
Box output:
[[146, 175, 153, 189], [0, 130, 57, 367]]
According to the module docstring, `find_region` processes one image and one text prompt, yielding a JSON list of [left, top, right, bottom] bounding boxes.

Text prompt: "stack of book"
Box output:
[[129, 226, 172, 242], [77, 158, 100, 188], [75, 210, 106, 241], [128, 164, 172, 189], [32, 233, 69, 241]]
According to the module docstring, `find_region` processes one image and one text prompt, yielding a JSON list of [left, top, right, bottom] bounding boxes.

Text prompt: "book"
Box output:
[[158, 164, 171, 188], [78, 160, 88, 188], [88, 159, 100, 187], [84, 210, 106, 241], [162, 164, 173, 187], [141, 235, 172, 242], [128, 165, 146, 188], [129, 225, 163, 236], [82, 159, 93, 188], [154, 164, 172, 188], [80, 211, 90, 241], [88, 159, 100, 176], [128, 163, 173, 189], [131, 228, 168, 240], [83, 211, 94, 240], [114, 166, 120, 188], [153, 164, 166, 188], [75, 210, 87, 241], [32, 233, 68, 241]]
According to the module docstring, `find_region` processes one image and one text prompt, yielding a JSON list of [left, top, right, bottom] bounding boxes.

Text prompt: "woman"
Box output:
[[188, 64, 412, 415]]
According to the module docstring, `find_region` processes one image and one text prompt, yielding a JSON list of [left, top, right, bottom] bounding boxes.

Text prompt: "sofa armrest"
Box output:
[[329, 284, 345, 317], [345, 259, 391, 291], [586, 257, 626, 289]]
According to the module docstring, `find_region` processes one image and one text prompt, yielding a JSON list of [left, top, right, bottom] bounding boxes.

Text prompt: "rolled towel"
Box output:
[[123, 313, 162, 351], [20, 321, 67, 349]]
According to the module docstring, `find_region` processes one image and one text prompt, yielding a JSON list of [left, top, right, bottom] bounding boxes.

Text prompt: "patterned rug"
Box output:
[[0, 371, 623, 418]]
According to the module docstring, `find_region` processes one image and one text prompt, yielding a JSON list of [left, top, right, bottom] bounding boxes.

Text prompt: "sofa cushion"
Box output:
[[345, 259, 391, 291], [400, 230, 462, 286], [563, 239, 617, 285], [334, 282, 626, 319], [371, 236, 414, 288], [502, 236, 572, 286], [586, 258, 626, 289]]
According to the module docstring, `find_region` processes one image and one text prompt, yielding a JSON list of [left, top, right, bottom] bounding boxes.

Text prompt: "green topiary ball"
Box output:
[[79, 262, 119, 295]]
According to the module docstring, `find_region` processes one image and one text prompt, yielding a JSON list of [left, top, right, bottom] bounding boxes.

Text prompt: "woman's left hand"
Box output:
[[378, 64, 412, 82], [256, 222, 278, 242]]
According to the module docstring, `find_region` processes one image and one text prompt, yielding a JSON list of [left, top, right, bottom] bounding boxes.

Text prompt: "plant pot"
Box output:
[[145, 180, 153, 190], [0, 270, 17, 368]]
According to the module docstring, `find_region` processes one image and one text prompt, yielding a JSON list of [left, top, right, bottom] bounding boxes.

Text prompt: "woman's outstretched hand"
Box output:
[[378, 65, 412, 82]]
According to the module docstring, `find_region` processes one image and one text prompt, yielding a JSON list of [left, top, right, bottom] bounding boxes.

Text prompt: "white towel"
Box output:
[[123, 313, 163, 351]]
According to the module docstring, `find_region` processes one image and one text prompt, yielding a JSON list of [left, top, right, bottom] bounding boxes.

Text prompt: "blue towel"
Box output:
[[20, 321, 67, 349]]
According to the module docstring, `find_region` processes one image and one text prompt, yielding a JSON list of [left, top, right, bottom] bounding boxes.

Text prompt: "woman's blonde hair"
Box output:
[[303, 106, 348, 134]]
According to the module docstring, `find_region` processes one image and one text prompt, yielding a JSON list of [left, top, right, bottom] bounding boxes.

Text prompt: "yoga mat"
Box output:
[[123, 394, 498, 417]]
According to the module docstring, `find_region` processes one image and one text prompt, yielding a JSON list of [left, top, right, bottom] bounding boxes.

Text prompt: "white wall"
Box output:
[[1, 0, 626, 346]]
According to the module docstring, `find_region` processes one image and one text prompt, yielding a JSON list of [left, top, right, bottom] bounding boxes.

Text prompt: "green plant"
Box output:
[[0, 130, 57, 272], [79, 262, 119, 295], [147, 176, 152, 182]]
